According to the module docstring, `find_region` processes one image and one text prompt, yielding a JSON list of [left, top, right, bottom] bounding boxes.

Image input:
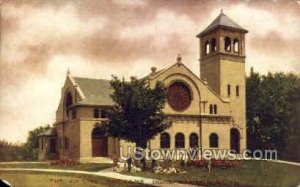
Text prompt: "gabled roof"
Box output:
[[73, 77, 114, 106], [197, 12, 248, 37]]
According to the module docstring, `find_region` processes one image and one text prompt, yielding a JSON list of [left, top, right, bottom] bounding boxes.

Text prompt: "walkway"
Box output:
[[271, 159, 300, 167], [0, 167, 197, 187]]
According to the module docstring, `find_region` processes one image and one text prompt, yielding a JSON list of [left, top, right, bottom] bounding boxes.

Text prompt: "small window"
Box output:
[[236, 85, 240, 97], [209, 104, 213, 114], [209, 133, 219, 148], [214, 105, 217, 114], [94, 109, 99, 118], [234, 39, 239, 52], [101, 109, 108, 118], [210, 38, 217, 52], [160, 132, 170, 149], [205, 41, 210, 55], [227, 84, 231, 96], [175, 133, 185, 148], [224, 37, 231, 51]]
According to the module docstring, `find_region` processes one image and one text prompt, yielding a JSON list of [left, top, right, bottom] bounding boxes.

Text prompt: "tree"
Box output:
[[246, 68, 299, 159], [246, 68, 262, 151], [282, 80, 300, 161], [23, 124, 50, 160], [107, 76, 170, 149]]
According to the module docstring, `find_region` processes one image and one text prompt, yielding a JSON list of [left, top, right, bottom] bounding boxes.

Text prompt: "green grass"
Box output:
[[0, 170, 152, 187], [0, 162, 113, 172], [126, 160, 300, 187]]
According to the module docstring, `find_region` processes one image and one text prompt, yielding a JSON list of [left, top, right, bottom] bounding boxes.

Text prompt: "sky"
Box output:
[[0, 0, 300, 143]]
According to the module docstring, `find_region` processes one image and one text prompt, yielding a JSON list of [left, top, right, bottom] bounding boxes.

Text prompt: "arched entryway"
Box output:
[[230, 128, 240, 153], [92, 127, 108, 157]]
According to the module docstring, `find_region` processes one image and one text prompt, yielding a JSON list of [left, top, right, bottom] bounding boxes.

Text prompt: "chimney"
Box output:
[[151, 67, 157, 74]]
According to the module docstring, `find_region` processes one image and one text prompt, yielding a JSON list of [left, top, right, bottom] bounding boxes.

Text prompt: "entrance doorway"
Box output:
[[230, 128, 240, 153], [50, 138, 56, 154], [92, 127, 108, 157]]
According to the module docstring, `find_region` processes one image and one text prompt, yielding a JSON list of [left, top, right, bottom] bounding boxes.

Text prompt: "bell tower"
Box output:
[[197, 11, 248, 146], [197, 10, 248, 98]]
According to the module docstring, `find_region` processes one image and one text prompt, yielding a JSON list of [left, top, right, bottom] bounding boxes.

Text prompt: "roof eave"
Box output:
[[196, 25, 248, 38]]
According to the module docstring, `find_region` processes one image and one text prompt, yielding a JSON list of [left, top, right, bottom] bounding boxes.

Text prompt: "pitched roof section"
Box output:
[[73, 77, 114, 106], [197, 12, 248, 37], [38, 127, 57, 137]]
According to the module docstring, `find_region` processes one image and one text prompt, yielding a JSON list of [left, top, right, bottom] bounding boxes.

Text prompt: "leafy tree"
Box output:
[[246, 68, 262, 151], [246, 68, 299, 159], [107, 76, 170, 149], [282, 80, 300, 161], [23, 124, 50, 160]]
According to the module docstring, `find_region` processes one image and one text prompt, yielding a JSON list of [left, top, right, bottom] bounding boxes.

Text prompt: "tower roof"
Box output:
[[197, 12, 248, 37]]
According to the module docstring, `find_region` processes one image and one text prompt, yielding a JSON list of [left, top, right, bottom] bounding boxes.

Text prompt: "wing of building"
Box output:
[[39, 12, 247, 161]]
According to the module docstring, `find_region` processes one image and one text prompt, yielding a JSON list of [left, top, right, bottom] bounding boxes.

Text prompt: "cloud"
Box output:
[[0, 0, 299, 143]]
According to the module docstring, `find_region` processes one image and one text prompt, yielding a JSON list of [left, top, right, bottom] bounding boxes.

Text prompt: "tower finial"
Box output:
[[221, 8, 223, 14], [67, 67, 70, 75], [177, 54, 182, 64]]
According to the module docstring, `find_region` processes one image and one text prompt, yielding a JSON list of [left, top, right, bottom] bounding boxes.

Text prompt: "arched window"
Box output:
[[160, 132, 170, 149], [175, 133, 185, 148], [65, 92, 73, 116], [214, 105, 217, 114], [209, 133, 219, 148], [205, 41, 210, 55], [210, 38, 217, 52], [227, 84, 231, 96], [224, 37, 231, 51], [236, 85, 240, 97], [234, 39, 239, 52], [189, 133, 199, 148], [66, 92, 73, 108], [209, 104, 213, 114], [230, 128, 240, 153]]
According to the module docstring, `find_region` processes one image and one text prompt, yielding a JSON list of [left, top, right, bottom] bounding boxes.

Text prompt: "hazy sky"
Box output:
[[1, 0, 300, 143]]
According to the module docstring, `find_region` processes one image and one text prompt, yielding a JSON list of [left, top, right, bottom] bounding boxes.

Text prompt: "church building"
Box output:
[[39, 12, 248, 161]]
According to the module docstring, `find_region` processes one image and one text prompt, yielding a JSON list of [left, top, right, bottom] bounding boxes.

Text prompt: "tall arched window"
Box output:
[[213, 105, 217, 114], [175, 133, 185, 148], [209, 133, 219, 148], [209, 104, 213, 114], [236, 85, 240, 97], [160, 132, 170, 149], [66, 92, 73, 108], [210, 38, 217, 52], [234, 39, 239, 52], [205, 41, 210, 55], [227, 84, 231, 96], [224, 37, 231, 51], [65, 92, 73, 116], [189, 133, 199, 148]]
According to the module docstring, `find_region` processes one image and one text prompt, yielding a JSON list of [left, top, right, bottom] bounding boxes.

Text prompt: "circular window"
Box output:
[[167, 82, 192, 112]]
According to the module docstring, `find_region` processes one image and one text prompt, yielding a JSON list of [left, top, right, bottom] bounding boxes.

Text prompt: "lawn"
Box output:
[[127, 160, 300, 187], [0, 170, 152, 187], [0, 162, 113, 172]]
